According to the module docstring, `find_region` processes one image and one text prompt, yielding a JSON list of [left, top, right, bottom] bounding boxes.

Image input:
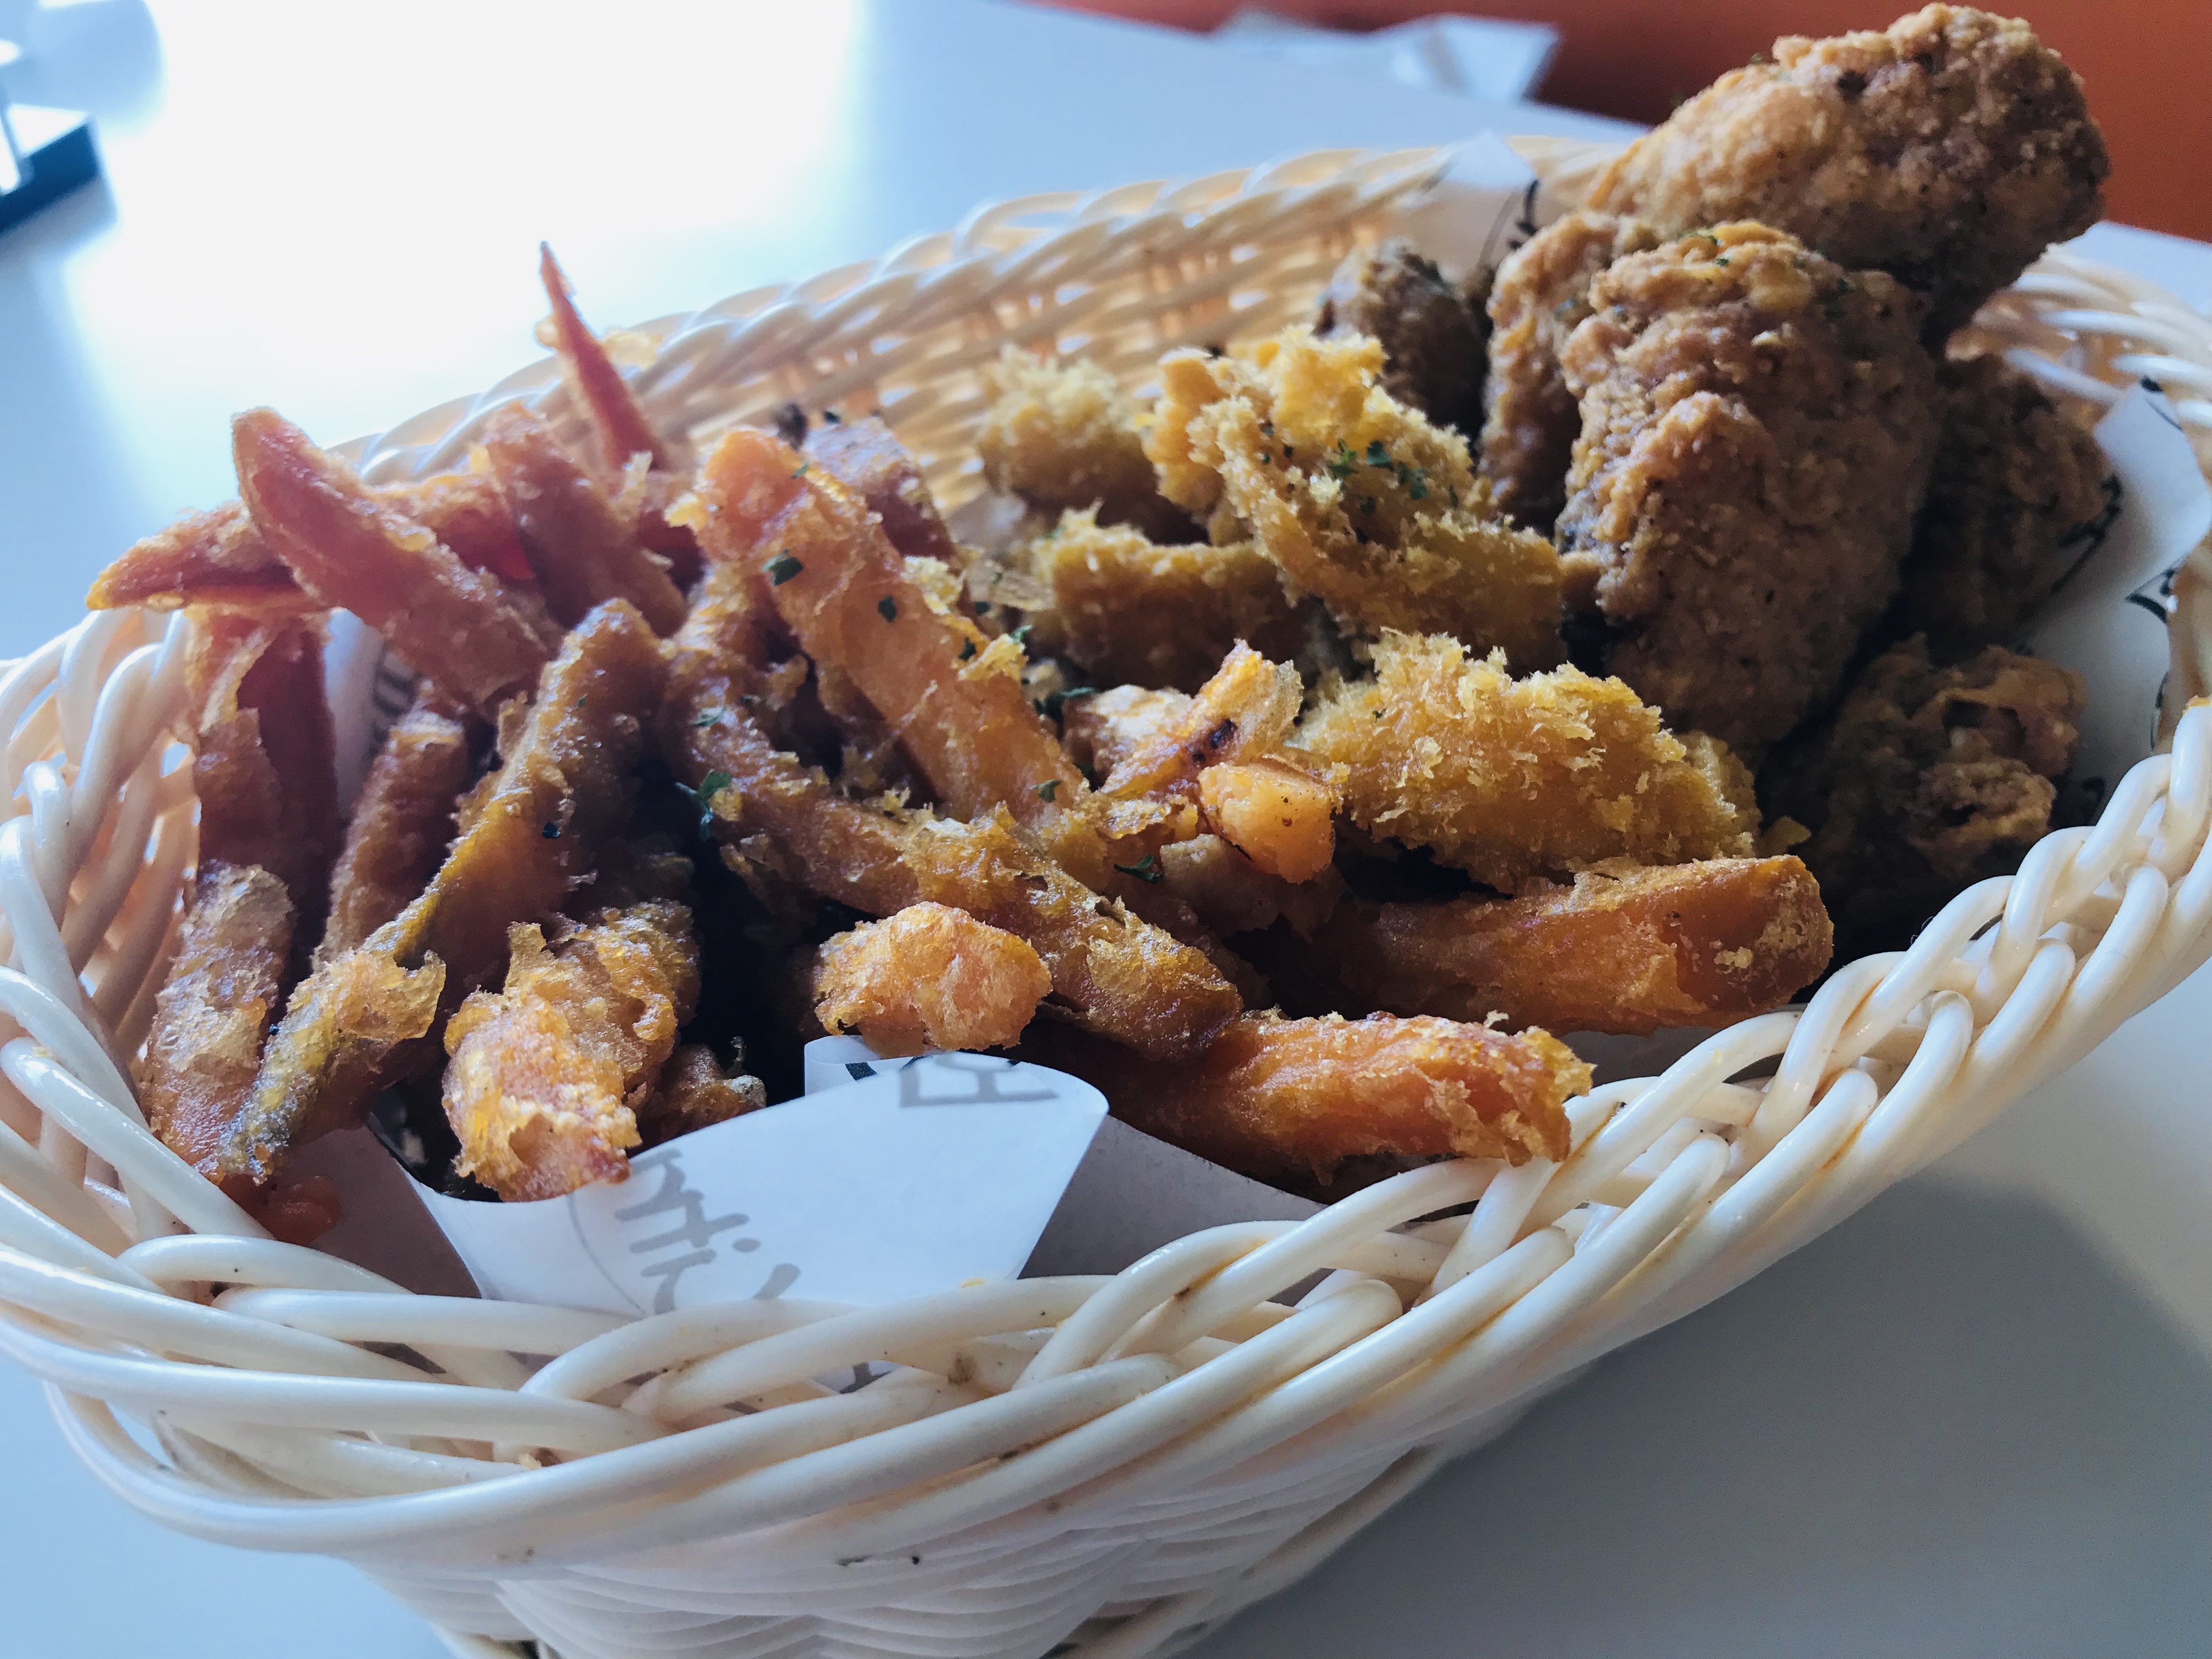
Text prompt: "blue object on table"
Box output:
[[0, 40, 100, 235]]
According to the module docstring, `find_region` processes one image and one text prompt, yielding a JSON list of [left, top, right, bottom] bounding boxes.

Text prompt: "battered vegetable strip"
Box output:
[[810, 902, 1052, 1056], [1017, 512, 1305, 694], [89, 475, 533, 611], [233, 409, 558, 716], [1294, 631, 1759, 890], [442, 901, 701, 1202], [540, 242, 684, 474], [222, 601, 665, 1181], [479, 404, 687, 634], [638, 1044, 766, 1146], [978, 350, 1195, 543], [318, 689, 476, 964], [1289, 858, 1832, 1035], [804, 416, 964, 569], [1029, 1012, 1586, 1182], [1146, 328, 1564, 666], [1096, 644, 1303, 806]]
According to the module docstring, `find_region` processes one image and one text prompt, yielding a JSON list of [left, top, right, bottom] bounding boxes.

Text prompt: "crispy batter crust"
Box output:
[[1019, 512, 1304, 695], [1315, 238, 1488, 434], [480, 404, 687, 635], [1158, 833, 1345, 939], [1588, 5, 2108, 337], [1295, 630, 1758, 889], [805, 417, 965, 569], [1905, 354, 2111, 650], [637, 1044, 766, 1146], [1762, 636, 2083, 957], [223, 601, 664, 1181], [318, 690, 475, 964], [978, 351, 1194, 543], [811, 902, 1053, 1056], [1286, 857, 1831, 1034], [1062, 685, 1194, 780], [1477, 211, 1663, 531], [1029, 1012, 1587, 1181], [1198, 760, 1336, 884], [1555, 224, 1940, 760], [1095, 644, 1304, 808], [1147, 329, 1563, 666], [233, 410, 558, 716], [442, 902, 699, 1201]]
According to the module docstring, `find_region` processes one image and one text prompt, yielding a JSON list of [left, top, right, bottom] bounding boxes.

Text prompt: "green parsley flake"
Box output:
[[690, 708, 725, 729], [877, 596, 898, 622], [1034, 779, 1059, 802], [959, 638, 976, 662], [791, 461, 810, 478], [1010, 623, 1033, 648], [1114, 853, 1163, 884], [676, 769, 735, 839], [767, 552, 803, 585], [1364, 440, 1391, 467], [1326, 442, 1359, 482]]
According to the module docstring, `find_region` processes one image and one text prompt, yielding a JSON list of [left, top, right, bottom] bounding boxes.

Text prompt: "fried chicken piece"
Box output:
[[1904, 355, 2111, 651], [222, 601, 664, 1182], [1026, 1012, 1587, 1183], [1017, 512, 1305, 694], [1588, 5, 2108, 338], [804, 416, 965, 570], [1295, 630, 1758, 890], [1762, 636, 2083, 958], [442, 902, 699, 1201], [318, 690, 476, 964], [1315, 238, 1488, 435], [1062, 684, 1193, 780], [233, 410, 559, 718], [810, 902, 1053, 1056], [1555, 224, 1940, 760], [1147, 328, 1564, 667], [977, 350, 1194, 544], [479, 405, 687, 635], [87, 474, 534, 612], [1280, 857, 1831, 1035], [1477, 211, 1664, 532], [637, 1043, 766, 1146]]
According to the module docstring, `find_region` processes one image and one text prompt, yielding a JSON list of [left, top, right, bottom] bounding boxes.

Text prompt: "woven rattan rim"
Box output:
[[3, 140, 2208, 1659]]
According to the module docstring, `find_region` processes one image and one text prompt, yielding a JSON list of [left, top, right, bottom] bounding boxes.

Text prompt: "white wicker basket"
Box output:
[[4, 140, 2211, 1659]]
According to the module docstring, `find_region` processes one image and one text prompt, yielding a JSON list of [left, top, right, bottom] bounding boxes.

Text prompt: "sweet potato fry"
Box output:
[[540, 243, 684, 475], [1095, 644, 1302, 806], [1286, 857, 1832, 1035], [804, 417, 964, 569], [233, 409, 558, 716], [89, 475, 533, 611], [479, 404, 686, 634], [1027, 1011, 1586, 1182], [318, 689, 476, 964], [811, 902, 1052, 1056], [1294, 630, 1759, 890], [1158, 833, 1344, 939], [442, 900, 699, 1201], [1062, 685, 1191, 780], [221, 601, 665, 1181]]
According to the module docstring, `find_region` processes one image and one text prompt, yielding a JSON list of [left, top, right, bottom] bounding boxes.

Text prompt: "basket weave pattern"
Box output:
[[3, 144, 2210, 1659]]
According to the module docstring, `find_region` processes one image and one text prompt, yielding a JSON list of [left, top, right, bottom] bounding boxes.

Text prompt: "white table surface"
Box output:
[[2, 2, 2208, 1655]]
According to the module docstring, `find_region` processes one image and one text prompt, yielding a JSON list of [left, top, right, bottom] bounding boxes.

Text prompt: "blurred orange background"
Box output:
[[1050, 0, 2211, 240]]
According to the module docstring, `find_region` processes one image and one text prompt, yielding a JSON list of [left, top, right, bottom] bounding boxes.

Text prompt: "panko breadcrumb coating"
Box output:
[[1147, 329, 1564, 666], [1762, 636, 2084, 957], [978, 351, 1194, 543], [443, 902, 702, 1201], [1904, 354, 2111, 651], [1294, 630, 1759, 890], [1019, 511, 1305, 693], [811, 902, 1053, 1056], [1588, 5, 2108, 338], [1555, 224, 1940, 761], [1478, 211, 1662, 532], [1315, 239, 1488, 435]]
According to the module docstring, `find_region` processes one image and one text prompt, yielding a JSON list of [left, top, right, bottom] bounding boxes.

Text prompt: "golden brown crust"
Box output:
[[1147, 329, 1564, 667], [1026, 1012, 1587, 1181], [319, 690, 476, 965], [637, 1044, 766, 1146], [1904, 354, 2112, 650], [804, 417, 966, 569], [1477, 211, 1663, 531], [1555, 224, 1940, 760], [1589, 5, 2108, 338], [1294, 630, 1759, 889], [1315, 239, 1488, 434], [1018, 512, 1304, 695], [1285, 857, 1832, 1035], [810, 902, 1053, 1056], [977, 351, 1194, 543], [479, 404, 687, 635], [1198, 760, 1336, 884], [1062, 684, 1192, 780], [233, 409, 558, 717]]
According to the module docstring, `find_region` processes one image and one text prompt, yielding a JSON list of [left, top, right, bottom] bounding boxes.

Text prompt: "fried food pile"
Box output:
[[99, 8, 2117, 1223]]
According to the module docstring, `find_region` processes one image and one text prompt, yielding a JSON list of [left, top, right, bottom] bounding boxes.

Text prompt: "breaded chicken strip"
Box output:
[[1555, 224, 1940, 760], [1148, 329, 1564, 666], [1762, 636, 2082, 958], [977, 351, 1194, 543], [1477, 211, 1662, 531], [1904, 355, 2111, 651], [1316, 239, 1488, 435], [1294, 630, 1759, 890], [1588, 5, 2108, 338], [1019, 511, 1304, 694], [1280, 857, 1832, 1035], [811, 902, 1053, 1056]]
